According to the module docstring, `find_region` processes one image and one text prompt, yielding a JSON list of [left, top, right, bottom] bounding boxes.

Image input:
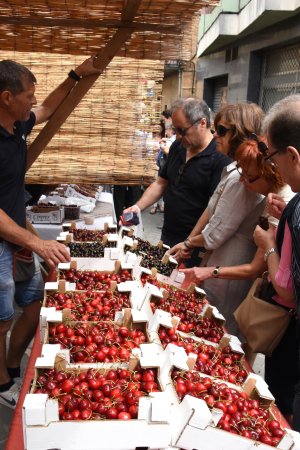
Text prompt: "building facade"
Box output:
[[197, 0, 300, 112]]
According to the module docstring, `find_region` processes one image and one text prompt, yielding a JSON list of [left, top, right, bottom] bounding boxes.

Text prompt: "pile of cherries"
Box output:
[[49, 321, 147, 363], [68, 242, 105, 258], [59, 268, 132, 290], [172, 369, 285, 446], [34, 367, 160, 421], [105, 240, 118, 248], [151, 282, 207, 317], [144, 283, 224, 344], [127, 238, 175, 276], [71, 229, 105, 242], [159, 327, 247, 385], [141, 255, 176, 277], [45, 289, 131, 322]]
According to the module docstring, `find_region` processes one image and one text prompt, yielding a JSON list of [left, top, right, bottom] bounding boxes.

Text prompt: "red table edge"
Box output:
[[6, 326, 42, 450]]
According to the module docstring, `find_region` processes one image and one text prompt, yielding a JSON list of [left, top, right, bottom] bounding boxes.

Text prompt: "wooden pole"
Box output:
[[27, 0, 142, 170]]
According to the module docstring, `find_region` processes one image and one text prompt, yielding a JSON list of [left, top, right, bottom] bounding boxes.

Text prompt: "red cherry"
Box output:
[[118, 411, 132, 420]]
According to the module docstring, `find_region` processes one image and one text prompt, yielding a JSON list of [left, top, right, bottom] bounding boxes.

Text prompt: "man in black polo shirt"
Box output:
[[0, 56, 101, 408], [124, 98, 231, 254]]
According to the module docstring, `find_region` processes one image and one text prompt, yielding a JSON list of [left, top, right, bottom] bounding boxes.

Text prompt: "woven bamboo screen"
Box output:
[[0, 0, 219, 61], [9, 52, 163, 185], [0, 0, 219, 184]]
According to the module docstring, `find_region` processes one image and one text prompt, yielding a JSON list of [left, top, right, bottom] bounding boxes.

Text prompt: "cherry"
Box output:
[[118, 412, 132, 420]]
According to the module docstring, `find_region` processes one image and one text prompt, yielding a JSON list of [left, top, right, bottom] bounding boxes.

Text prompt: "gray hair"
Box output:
[[263, 94, 300, 154], [0, 60, 36, 95], [171, 97, 211, 128]]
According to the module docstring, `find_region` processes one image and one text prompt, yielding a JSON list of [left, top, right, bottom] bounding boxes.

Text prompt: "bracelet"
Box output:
[[264, 247, 278, 262], [68, 70, 81, 82], [184, 238, 194, 249], [134, 204, 141, 213]]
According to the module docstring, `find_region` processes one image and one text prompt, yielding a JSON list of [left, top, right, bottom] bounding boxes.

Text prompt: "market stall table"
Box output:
[[32, 192, 115, 241]]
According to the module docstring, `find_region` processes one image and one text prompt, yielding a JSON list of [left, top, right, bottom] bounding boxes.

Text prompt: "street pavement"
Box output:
[[141, 205, 164, 244]]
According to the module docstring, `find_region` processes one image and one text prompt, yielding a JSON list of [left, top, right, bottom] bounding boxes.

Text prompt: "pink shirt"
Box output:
[[273, 222, 295, 308]]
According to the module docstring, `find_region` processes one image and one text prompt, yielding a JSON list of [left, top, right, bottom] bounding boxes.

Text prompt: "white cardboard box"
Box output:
[[23, 344, 173, 450], [170, 394, 296, 450], [23, 393, 171, 450], [26, 207, 65, 224]]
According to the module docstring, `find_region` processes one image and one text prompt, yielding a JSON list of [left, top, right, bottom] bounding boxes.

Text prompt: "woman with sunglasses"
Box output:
[[180, 138, 296, 423], [169, 103, 268, 332]]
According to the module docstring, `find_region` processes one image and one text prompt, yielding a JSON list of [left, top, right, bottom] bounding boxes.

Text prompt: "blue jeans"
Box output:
[[0, 241, 44, 321]]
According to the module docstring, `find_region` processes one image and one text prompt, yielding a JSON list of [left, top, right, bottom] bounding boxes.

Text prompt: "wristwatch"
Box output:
[[264, 247, 278, 262], [68, 69, 81, 82], [212, 266, 220, 278]]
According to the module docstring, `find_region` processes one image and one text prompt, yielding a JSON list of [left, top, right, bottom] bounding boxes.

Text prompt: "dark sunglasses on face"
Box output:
[[249, 133, 269, 157], [174, 118, 202, 136], [215, 124, 232, 137]]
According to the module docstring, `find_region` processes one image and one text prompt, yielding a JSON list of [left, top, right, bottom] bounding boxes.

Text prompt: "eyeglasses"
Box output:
[[215, 124, 232, 137], [236, 165, 261, 184], [263, 148, 283, 162], [249, 133, 269, 157], [174, 118, 202, 136]]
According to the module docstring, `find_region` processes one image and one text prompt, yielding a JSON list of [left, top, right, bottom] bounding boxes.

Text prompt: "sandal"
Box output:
[[158, 204, 164, 213], [150, 206, 157, 214]]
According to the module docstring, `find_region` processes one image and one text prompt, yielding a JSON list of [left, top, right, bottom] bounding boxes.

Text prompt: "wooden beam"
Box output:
[[0, 16, 177, 35], [121, 0, 142, 22], [27, 0, 143, 170]]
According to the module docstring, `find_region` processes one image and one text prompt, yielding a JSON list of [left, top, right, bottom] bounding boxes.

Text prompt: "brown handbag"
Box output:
[[233, 277, 295, 357]]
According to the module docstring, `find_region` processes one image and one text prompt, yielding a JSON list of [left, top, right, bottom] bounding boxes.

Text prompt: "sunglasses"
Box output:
[[215, 124, 232, 137], [236, 165, 261, 184], [174, 118, 202, 136], [249, 133, 269, 157]]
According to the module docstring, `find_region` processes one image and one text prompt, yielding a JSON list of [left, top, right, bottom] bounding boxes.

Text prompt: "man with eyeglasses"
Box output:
[[253, 94, 300, 432], [123, 97, 231, 264]]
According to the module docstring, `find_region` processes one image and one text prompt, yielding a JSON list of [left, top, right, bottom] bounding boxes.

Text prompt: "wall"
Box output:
[[196, 14, 300, 107], [162, 69, 195, 108], [162, 73, 179, 109]]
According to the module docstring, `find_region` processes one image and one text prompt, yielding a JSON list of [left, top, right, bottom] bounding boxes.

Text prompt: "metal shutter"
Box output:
[[213, 76, 228, 112], [259, 43, 300, 112]]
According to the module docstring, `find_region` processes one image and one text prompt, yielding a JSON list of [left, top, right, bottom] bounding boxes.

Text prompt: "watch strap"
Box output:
[[68, 69, 81, 82]]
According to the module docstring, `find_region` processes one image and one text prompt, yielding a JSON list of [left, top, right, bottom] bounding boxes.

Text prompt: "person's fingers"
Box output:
[[179, 268, 193, 273], [40, 242, 70, 266]]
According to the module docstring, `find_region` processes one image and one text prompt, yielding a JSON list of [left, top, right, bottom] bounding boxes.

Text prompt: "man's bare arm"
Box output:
[[0, 209, 70, 268]]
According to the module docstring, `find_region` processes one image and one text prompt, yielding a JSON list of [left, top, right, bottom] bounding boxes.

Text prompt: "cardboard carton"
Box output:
[[23, 344, 173, 450]]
